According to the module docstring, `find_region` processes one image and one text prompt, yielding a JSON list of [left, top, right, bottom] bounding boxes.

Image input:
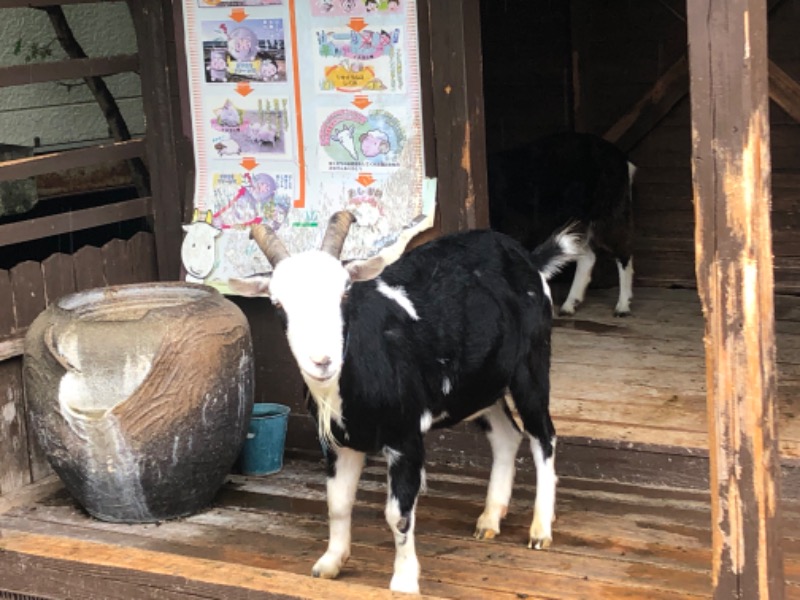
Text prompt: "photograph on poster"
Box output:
[[197, 1, 282, 8], [208, 171, 294, 230], [202, 19, 287, 83], [313, 0, 400, 17], [316, 27, 403, 92], [209, 97, 289, 157], [318, 108, 406, 170]]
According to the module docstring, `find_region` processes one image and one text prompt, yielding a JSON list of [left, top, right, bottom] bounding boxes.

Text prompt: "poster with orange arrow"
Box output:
[[181, 0, 433, 292]]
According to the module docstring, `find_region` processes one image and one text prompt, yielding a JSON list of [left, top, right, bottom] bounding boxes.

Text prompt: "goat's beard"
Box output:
[[304, 373, 344, 450]]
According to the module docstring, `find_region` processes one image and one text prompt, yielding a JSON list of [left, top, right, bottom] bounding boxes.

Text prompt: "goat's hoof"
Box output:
[[613, 308, 632, 317], [390, 573, 420, 595], [528, 535, 552, 550], [312, 553, 345, 579], [558, 306, 576, 316], [474, 526, 498, 540]]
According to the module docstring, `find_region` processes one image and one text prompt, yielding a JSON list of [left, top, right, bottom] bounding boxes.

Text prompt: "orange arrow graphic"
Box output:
[[240, 157, 258, 171], [230, 8, 248, 22], [349, 17, 367, 32], [356, 172, 375, 187], [352, 95, 371, 109], [236, 82, 253, 96]]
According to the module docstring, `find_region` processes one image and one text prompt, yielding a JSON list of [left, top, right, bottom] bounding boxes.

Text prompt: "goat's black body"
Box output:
[[310, 230, 556, 458], [489, 132, 633, 265]]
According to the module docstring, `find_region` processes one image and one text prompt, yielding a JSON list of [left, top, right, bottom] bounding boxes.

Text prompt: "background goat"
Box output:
[[489, 131, 636, 316], [230, 213, 580, 594]]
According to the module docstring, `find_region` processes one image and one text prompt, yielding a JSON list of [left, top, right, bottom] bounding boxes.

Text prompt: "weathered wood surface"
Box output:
[[687, 0, 784, 597], [0, 54, 139, 88], [0, 456, 745, 599], [0, 360, 30, 496]]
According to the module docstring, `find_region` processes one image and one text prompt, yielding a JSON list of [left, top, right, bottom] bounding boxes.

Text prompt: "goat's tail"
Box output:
[[529, 223, 584, 280]]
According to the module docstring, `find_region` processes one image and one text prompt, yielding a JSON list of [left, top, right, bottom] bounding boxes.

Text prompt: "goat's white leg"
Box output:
[[312, 447, 365, 579], [475, 400, 523, 540], [560, 247, 596, 315], [529, 436, 557, 549], [385, 445, 423, 594], [614, 257, 634, 317]]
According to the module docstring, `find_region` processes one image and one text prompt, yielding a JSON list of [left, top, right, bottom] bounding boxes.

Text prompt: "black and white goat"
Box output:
[[489, 131, 636, 316], [230, 212, 580, 594]]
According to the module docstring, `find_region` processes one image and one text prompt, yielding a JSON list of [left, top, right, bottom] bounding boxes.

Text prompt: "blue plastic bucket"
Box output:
[[240, 403, 290, 476]]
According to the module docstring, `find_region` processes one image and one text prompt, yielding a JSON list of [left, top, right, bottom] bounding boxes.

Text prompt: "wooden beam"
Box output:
[[0, 197, 153, 247], [0, 54, 138, 88], [603, 56, 688, 152], [0, 139, 145, 183], [687, 1, 784, 598], [128, 0, 185, 280], [423, 0, 489, 232], [768, 59, 800, 124]]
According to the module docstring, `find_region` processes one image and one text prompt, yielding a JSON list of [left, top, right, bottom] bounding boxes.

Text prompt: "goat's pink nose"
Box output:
[[312, 355, 332, 369]]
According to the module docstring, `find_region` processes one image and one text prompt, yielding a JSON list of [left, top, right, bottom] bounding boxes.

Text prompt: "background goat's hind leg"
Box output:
[[508, 364, 557, 549], [385, 441, 424, 594], [312, 447, 365, 579], [475, 399, 523, 540], [559, 244, 596, 316]]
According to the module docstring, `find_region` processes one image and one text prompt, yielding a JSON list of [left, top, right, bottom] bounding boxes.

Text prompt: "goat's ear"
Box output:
[[227, 276, 272, 297], [345, 256, 386, 282]]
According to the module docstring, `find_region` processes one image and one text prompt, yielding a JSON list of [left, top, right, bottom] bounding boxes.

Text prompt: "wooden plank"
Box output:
[[6, 0, 115, 6], [0, 530, 440, 600], [0, 360, 31, 496], [0, 334, 25, 363], [41, 253, 77, 306], [129, 0, 184, 280], [102, 238, 134, 286], [0, 269, 15, 338], [0, 475, 61, 516], [0, 197, 153, 247], [72, 245, 107, 292], [127, 231, 158, 282], [0, 54, 138, 88], [0, 139, 145, 183], [424, 0, 489, 232], [10, 261, 46, 331], [687, 1, 785, 598]]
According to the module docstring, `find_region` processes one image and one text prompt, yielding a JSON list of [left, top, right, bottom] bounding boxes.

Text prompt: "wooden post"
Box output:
[[423, 0, 489, 233], [687, 1, 784, 598], [128, 0, 185, 281]]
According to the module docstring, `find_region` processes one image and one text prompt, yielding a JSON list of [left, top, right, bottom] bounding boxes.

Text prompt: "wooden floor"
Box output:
[[1, 454, 798, 599], [550, 286, 800, 459], [1, 287, 798, 598]]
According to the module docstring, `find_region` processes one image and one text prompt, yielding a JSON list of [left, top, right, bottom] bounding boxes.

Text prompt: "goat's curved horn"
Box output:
[[250, 224, 290, 267], [320, 210, 356, 258]]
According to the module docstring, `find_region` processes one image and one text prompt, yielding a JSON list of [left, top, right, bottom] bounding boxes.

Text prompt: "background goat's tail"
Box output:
[[529, 224, 584, 280]]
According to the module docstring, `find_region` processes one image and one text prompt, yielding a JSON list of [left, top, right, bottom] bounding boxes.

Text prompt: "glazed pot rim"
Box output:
[[57, 282, 218, 314]]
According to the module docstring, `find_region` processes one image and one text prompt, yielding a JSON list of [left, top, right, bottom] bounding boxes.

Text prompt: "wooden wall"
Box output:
[[480, 0, 800, 295]]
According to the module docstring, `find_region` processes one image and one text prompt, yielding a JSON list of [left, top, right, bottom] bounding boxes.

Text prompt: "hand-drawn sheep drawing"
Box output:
[[181, 209, 222, 283]]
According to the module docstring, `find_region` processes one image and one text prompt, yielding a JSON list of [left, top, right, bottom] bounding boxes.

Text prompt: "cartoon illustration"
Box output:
[[198, 0, 282, 6], [202, 19, 287, 84], [316, 28, 401, 92], [312, 0, 400, 16], [181, 209, 222, 283], [331, 125, 358, 160], [210, 172, 292, 231], [207, 49, 227, 82], [360, 129, 390, 158], [319, 108, 405, 170], [210, 97, 288, 157]]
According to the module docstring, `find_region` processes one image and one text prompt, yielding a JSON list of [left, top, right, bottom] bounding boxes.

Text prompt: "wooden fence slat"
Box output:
[[102, 238, 134, 286], [72, 245, 107, 292], [9, 262, 46, 331], [0, 197, 153, 247], [0, 360, 31, 497], [41, 253, 77, 306], [0, 54, 139, 88], [0, 270, 15, 339], [5, 0, 114, 6], [0, 139, 145, 183], [127, 231, 158, 283]]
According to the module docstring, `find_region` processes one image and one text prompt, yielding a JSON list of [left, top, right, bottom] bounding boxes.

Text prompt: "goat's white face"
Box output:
[[268, 251, 351, 383]]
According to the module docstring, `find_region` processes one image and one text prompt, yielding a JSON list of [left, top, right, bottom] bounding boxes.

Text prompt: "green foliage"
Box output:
[[12, 37, 56, 62]]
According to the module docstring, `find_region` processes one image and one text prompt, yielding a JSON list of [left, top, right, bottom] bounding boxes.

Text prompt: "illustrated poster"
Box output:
[[181, 0, 434, 292]]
